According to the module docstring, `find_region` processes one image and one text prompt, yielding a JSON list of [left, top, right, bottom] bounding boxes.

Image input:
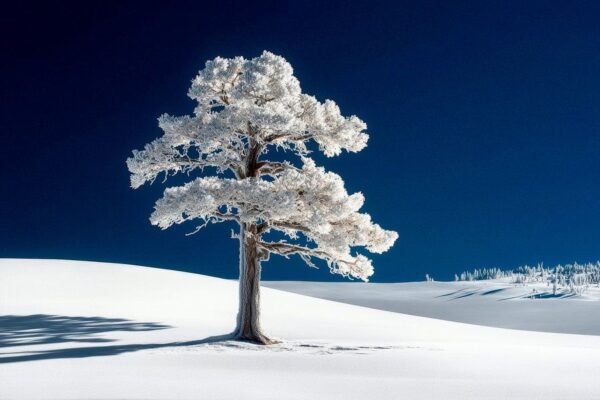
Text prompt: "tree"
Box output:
[[127, 51, 398, 344]]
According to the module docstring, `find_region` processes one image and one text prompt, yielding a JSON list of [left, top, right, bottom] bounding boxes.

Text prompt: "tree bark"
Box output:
[[234, 222, 274, 344]]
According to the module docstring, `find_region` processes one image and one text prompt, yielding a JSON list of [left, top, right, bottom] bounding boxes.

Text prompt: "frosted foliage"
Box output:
[[128, 51, 397, 281]]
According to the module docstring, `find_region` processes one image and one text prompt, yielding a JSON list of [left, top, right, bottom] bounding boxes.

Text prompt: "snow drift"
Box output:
[[1, 259, 600, 399]]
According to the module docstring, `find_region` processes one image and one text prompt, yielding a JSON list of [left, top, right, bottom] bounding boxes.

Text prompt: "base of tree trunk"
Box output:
[[233, 330, 279, 345]]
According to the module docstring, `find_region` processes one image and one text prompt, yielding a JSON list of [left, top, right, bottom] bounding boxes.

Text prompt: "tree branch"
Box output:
[[255, 161, 301, 177], [256, 220, 311, 236], [170, 157, 243, 178], [257, 241, 326, 258], [263, 132, 314, 143], [256, 241, 329, 271], [257, 240, 367, 278], [185, 211, 239, 236], [213, 211, 240, 222]]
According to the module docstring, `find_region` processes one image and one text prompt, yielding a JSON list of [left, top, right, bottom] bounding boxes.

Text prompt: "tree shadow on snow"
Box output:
[[480, 288, 508, 296], [0, 314, 233, 364], [0, 314, 170, 348]]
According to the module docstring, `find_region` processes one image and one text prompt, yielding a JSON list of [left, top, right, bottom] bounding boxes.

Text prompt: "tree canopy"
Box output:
[[127, 51, 397, 281]]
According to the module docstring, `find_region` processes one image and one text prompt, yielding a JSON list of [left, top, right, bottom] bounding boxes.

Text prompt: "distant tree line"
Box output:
[[455, 262, 600, 295]]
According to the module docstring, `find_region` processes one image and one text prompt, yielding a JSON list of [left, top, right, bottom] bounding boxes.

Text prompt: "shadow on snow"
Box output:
[[0, 314, 233, 364], [437, 287, 575, 301]]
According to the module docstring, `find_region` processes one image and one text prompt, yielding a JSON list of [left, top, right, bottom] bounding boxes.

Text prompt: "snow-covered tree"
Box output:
[[455, 261, 600, 296], [127, 51, 398, 344]]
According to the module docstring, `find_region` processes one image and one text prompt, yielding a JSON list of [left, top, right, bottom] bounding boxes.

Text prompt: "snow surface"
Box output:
[[264, 280, 600, 335], [1, 259, 600, 399]]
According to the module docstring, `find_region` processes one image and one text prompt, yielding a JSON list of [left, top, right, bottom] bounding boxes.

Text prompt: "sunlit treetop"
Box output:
[[127, 51, 397, 281]]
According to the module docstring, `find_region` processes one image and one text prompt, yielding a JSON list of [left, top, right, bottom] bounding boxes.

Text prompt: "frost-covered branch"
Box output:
[[128, 51, 397, 282], [256, 161, 301, 177], [149, 157, 396, 280], [257, 240, 375, 281], [257, 220, 310, 235], [127, 134, 244, 188]]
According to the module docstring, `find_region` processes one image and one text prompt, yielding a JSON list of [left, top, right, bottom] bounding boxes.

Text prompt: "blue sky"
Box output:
[[1, 1, 599, 282]]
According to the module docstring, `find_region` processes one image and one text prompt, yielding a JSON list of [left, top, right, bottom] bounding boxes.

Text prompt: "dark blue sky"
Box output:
[[1, 1, 599, 282]]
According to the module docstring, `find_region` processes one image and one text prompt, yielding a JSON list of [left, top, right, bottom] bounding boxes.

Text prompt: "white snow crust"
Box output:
[[1, 259, 600, 399]]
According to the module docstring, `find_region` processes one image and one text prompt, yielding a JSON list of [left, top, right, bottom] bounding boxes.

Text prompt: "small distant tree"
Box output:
[[127, 52, 398, 344]]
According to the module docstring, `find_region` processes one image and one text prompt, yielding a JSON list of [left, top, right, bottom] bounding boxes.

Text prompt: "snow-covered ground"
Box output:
[[265, 279, 600, 335], [1, 259, 600, 399]]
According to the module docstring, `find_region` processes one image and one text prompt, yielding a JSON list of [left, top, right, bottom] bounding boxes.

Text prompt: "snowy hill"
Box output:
[[1, 259, 600, 399], [264, 279, 600, 335]]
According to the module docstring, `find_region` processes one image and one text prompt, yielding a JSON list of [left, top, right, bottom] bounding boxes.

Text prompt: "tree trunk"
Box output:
[[234, 222, 274, 344]]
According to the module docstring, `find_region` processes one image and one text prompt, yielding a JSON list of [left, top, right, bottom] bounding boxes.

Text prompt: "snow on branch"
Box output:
[[128, 51, 397, 281], [257, 240, 375, 281], [150, 158, 397, 280], [127, 51, 369, 187]]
